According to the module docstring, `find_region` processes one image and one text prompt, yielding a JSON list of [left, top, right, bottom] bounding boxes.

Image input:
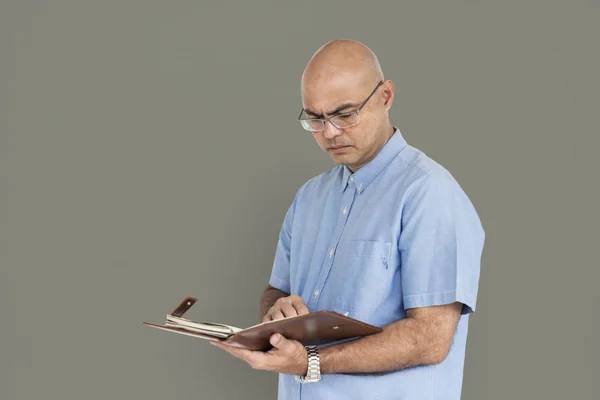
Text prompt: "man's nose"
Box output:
[[323, 121, 343, 140]]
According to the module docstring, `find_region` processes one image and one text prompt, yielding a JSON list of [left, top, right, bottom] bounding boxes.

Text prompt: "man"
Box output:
[[212, 39, 485, 399]]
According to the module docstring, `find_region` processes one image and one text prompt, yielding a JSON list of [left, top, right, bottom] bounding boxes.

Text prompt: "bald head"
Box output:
[[299, 40, 395, 173], [301, 40, 384, 96]]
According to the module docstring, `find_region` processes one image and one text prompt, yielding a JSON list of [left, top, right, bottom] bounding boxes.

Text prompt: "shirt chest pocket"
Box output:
[[328, 240, 394, 317], [346, 240, 392, 268]]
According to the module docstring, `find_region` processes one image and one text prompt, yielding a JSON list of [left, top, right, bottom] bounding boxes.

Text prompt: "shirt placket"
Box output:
[[307, 177, 358, 310]]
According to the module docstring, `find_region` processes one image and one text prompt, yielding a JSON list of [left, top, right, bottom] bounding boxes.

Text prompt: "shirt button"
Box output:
[[342, 207, 347, 215], [349, 177, 354, 182], [314, 289, 320, 297], [329, 248, 334, 257]]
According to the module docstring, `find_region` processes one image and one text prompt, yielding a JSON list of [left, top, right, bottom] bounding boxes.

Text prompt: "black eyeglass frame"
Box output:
[[297, 80, 385, 131]]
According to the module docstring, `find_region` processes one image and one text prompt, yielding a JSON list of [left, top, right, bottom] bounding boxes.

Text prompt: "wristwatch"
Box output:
[[299, 345, 321, 383]]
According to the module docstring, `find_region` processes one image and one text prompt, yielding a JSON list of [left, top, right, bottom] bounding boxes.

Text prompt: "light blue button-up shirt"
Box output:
[[269, 129, 485, 400]]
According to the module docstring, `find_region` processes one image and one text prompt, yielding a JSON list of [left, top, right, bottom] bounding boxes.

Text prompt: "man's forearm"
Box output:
[[259, 285, 289, 321], [319, 317, 447, 374]]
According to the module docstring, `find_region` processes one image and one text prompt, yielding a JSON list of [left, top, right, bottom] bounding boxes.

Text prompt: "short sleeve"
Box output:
[[399, 174, 485, 314], [268, 186, 304, 294]]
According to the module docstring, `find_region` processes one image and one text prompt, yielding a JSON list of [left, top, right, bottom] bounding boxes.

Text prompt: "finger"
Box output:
[[211, 342, 251, 359], [269, 333, 302, 356], [271, 310, 285, 321], [212, 342, 270, 370], [263, 307, 275, 322], [279, 303, 298, 318], [213, 342, 265, 360], [291, 299, 310, 316]]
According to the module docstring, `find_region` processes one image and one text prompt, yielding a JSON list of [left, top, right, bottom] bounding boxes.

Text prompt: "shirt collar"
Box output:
[[341, 128, 407, 193]]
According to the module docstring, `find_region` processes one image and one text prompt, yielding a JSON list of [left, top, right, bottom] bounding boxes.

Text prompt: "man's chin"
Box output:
[[325, 147, 360, 166], [332, 156, 359, 169], [330, 153, 351, 163]]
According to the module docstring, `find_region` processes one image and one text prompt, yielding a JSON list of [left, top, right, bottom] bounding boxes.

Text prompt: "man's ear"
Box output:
[[382, 80, 395, 110]]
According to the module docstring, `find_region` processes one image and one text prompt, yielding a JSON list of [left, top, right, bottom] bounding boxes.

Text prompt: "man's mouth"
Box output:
[[328, 145, 350, 154]]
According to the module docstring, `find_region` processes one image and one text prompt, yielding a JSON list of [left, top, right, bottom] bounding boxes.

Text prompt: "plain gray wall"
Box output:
[[1, 1, 598, 399]]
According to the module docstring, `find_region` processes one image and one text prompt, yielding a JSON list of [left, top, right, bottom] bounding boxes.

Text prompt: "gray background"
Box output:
[[1, 1, 598, 399]]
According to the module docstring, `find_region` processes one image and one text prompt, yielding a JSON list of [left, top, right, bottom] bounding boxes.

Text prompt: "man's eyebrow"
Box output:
[[304, 103, 358, 118]]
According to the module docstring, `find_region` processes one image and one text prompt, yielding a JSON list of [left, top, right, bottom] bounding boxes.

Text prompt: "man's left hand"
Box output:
[[210, 333, 308, 376]]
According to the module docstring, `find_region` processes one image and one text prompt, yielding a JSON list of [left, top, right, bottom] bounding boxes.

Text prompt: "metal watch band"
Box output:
[[300, 345, 321, 383]]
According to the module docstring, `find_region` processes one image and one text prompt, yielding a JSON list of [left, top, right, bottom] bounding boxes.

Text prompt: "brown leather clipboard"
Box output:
[[143, 296, 383, 351]]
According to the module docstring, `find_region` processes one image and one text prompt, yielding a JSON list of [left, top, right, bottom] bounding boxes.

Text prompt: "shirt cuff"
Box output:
[[268, 275, 290, 294], [403, 289, 476, 314]]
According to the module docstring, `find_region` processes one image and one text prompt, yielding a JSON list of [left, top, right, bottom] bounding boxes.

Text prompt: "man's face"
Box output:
[[301, 77, 388, 172]]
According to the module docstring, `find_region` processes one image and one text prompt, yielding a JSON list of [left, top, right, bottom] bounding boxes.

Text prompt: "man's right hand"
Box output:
[[262, 294, 309, 322]]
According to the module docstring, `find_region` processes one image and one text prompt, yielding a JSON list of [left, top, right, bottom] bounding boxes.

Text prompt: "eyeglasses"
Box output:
[[298, 80, 384, 132]]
